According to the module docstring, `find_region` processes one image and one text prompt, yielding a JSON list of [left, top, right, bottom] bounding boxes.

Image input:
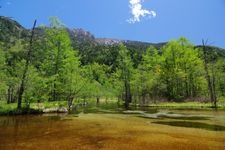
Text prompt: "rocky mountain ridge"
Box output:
[[0, 16, 164, 47], [1, 16, 225, 65]]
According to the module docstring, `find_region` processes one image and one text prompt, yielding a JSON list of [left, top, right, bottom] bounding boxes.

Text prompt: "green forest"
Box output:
[[1, 0, 225, 149], [1, 0, 225, 148], [0, 17, 225, 114]]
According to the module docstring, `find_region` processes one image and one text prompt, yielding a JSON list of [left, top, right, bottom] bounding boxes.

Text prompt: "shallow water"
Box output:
[[0, 109, 225, 150]]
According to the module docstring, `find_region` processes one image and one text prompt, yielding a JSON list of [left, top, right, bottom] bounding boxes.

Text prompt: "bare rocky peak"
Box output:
[[0, 16, 162, 47], [1, 16, 224, 53], [68, 28, 95, 41], [95, 38, 123, 45], [0, 16, 25, 30], [0, 16, 27, 41]]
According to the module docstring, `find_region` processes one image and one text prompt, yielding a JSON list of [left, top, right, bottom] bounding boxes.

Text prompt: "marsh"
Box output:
[[0, 109, 225, 150]]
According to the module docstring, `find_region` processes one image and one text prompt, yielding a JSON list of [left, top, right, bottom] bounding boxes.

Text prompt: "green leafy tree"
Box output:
[[84, 63, 114, 104], [39, 17, 87, 110], [201, 41, 218, 107], [4, 40, 25, 104], [135, 46, 164, 105], [161, 38, 205, 101], [0, 45, 7, 101], [215, 59, 225, 98], [41, 17, 73, 101], [61, 49, 86, 110], [23, 66, 47, 107], [117, 44, 134, 108]]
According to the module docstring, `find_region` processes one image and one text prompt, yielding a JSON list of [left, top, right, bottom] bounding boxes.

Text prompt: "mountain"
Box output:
[[0, 16, 225, 66], [0, 16, 28, 43]]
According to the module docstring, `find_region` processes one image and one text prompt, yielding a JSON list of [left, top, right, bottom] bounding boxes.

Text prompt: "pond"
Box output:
[[0, 107, 225, 150]]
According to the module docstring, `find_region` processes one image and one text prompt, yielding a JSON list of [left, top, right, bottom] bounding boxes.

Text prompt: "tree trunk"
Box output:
[[211, 63, 217, 108], [52, 41, 61, 101], [68, 96, 74, 111], [142, 93, 145, 106], [7, 87, 12, 104], [17, 20, 37, 109], [53, 83, 57, 101], [124, 80, 131, 109], [117, 95, 121, 106], [96, 96, 100, 105], [202, 40, 217, 108]]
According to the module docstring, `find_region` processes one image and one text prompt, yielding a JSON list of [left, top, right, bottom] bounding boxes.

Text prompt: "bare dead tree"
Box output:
[[17, 20, 37, 109], [202, 39, 217, 108]]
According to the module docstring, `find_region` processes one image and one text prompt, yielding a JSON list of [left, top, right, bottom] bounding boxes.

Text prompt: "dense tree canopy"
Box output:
[[0, 17, 224, 109]]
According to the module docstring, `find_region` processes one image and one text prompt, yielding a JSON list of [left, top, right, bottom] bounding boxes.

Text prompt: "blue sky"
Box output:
[[0, 0, 225, 48]]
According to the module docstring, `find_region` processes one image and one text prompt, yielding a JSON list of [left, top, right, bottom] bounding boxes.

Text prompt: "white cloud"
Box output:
[[127, 0, 156, 23]]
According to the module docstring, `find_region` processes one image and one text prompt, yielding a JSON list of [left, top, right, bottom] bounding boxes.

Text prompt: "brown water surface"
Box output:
[[0, 110, 225, 150]]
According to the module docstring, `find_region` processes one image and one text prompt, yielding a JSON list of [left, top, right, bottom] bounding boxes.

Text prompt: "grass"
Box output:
[[0, 102, 17, 115], [0, 101, 68, 115], [0, 98, 225, 115], [0, 102, 43, 115], [30, 101, 68, 109], [147, 101, 225, 110]]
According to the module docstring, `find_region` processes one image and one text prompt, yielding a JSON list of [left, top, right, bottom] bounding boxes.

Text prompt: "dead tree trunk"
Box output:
[[202, 40, 217, 108], [124, 79, 131, 109], [17, 20, 37, 109], [52, 41, 61, 101], [96, 96, 100, 105], [7, 87, 12, 104], [211, 63, 217, 108]]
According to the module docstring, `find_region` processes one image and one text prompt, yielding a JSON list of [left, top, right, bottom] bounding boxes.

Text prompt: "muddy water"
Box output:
[[0, 109, 225, 150]]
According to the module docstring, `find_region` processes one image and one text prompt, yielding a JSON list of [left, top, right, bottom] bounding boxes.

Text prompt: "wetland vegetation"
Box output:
[[0, 8, 225, 150], [0, 108, 225, 150]]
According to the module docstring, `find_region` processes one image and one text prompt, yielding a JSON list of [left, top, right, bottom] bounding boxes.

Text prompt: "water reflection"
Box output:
[[0, 109, 225, 150]]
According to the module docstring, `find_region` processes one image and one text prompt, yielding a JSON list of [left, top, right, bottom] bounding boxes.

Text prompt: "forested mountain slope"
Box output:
[[1, 16, 225, 66], [0, 16, 225, 108]]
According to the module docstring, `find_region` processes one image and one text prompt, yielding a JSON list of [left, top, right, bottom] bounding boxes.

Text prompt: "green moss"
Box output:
[[153, 121, 225, 131], [1, 100, 225, 116], [147, 102, 225, 110]]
